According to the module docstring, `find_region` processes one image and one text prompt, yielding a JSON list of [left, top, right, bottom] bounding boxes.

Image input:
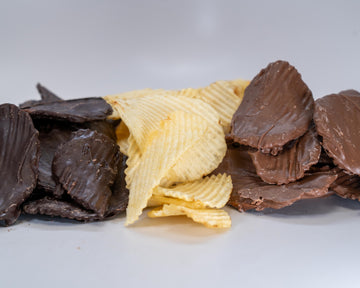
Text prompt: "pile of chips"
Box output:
[[104, 79, 249, 228]]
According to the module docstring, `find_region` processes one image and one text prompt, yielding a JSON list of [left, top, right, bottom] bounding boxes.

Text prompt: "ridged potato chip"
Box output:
[[106, 94, 221, 153], [198, 79, 249, 133], [115, 121, 130, 155], [154, 174, 232, 208], [148, 204, 231, 229], [125, 110, 209, 225], [148, 195, 206, 209]]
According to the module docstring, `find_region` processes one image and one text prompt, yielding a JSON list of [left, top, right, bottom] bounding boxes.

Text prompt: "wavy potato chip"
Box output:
[[148, 204, 231, 229], [148, 195, 206, 209], [154, 174, 232, 208], [125, 110, 209, 225], [106, 94, 221, 153]]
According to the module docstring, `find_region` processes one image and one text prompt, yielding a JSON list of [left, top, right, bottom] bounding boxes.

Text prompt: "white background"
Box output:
[[1, 1, 360, 287]]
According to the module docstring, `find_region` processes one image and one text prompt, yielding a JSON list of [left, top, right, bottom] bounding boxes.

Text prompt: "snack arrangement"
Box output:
[[0, 60, 359, 229]]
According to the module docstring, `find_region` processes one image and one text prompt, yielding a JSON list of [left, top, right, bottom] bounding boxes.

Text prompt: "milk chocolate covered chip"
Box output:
[[52, 129, 120, 216], [0, 104, 40, 225], [230, 60, 314, 155], [23, 196, 102, 221], [24, 97, 113, 123], [314, 90, 360, 175], [249, 126, 321, 184], [331, 170, 360, 201], [213, 147, 337, 212]]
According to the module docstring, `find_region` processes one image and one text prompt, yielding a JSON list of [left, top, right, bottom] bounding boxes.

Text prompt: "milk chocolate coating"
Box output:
[[230, 60, 314, 155], [23, 196, 102, 221], [314, 90, 360, 175], [331, 170, 360, 201], [23, 97, 113, 123], [52, 129, 120, 216], [0, 104, 40, 225], [213, 147, 337, 211], [20, 83, 62, 109], [249, 126, 321, 184]]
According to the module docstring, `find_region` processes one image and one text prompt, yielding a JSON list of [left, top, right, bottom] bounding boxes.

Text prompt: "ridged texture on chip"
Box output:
[[53, 129, 120, 216], [154, 174, 232, 208], [116, 121, 130, 155], [148, 204, 231, 229], [125, 111, 209, 225], [106, 94, 221, 152], [0, 104, 40, 226], [148, 195, 206, 209], [197, 79, 249, 133]]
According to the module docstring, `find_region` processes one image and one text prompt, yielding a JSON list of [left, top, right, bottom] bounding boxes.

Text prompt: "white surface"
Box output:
[[1, 1, 360, 287]]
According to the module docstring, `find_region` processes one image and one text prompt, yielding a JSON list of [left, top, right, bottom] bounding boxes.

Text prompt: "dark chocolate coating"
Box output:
[[314, 90, 360, 175], [23, 97, 113, 123], [331, 170, 360, 201], [230, 60, 314, 155], [249, 126, 321, 184], [213, 147, 337, 212], [106, 155, 129, 217], [37, 128, 73, 194], [23, 196, 102, 221], [0, 104, 40, 225], [52, 129, 120, 216], [19, 83, 62, 109]]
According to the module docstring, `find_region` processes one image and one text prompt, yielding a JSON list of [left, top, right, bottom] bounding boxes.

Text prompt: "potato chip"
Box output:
[[198, 79, 249, 133], [125, 110, 209, 225], [148, 204, 231, 229], [147, 195, 206, 209], [106, 94, 221, 153], [115, 121, 130, 155], [104, 88, 168, 119], [154, 174, 232, 208]]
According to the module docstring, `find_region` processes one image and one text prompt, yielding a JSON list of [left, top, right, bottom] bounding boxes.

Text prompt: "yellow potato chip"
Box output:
[[104, 88, 168, 119], [125, 110, 209, 225], [198, 79, 249, 134], [106, 94, 222, 153], [115, 121, 130, 155], [154, 174, 232, 208], [148, 204, 231, 229], [148, 195, 206, 209]]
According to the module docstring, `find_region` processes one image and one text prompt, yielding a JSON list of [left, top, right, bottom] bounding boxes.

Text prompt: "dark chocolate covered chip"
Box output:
[[52, 129, 120, 216], [23, 97, 113, 123], [37, 128, 73, 194], [106, 155, 129, 217], [249, 126, 321, 184], [0, 104, 40, 225], [19, 83, 62, 109], [230, 60, 314, 155], [23, 196, 102, 221], [314, 90, 360, 175]]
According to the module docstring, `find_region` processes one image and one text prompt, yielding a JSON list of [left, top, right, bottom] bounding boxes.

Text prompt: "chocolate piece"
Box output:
[[20, 83, 62, 109], [23, 97, 113, 123], [23, 196, 102, 221], [52, 129, 120, 216], [314, 90, 360, 175], [230, 60, 314, 155], [331, 170, 360, 201], [213, 147, 337, 212], [37, 128, 73, 195], [106, 155, 129, 217], [249, 126, 321, 184], [0, 104, 40, 225]]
